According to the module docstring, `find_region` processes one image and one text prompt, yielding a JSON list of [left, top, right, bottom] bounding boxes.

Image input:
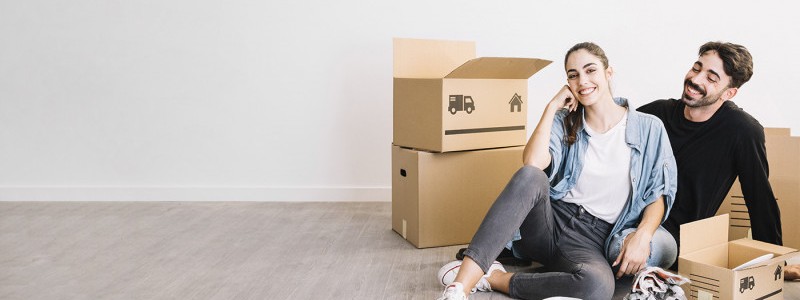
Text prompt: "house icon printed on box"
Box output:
[[509, 93, 523, 112]]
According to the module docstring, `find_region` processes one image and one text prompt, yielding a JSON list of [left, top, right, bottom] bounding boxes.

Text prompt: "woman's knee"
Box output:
[[648, 227, 678, 268], [514, 165, 548, 186], [607, 227, 677, 269], [518, 164, 546, 177], [574, 264, 615, 299], [508, 165, 549, 205]]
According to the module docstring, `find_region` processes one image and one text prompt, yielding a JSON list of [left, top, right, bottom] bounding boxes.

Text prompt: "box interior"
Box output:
[[681, 243, 730, 268], [728, 242, 777, 269]]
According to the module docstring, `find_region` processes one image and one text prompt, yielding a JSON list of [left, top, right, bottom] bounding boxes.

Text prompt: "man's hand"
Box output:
[[786, 264, 800, 281], [613, 230, 652, 279]]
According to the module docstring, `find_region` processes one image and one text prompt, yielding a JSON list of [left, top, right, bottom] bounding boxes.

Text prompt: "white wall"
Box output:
[[1, 0, 798, 201]]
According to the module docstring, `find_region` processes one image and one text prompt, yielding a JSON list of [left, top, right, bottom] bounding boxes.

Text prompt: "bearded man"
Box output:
[[637, 42, 783, 267]]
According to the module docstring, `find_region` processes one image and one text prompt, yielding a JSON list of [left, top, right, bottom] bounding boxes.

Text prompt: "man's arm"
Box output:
[[737, 126, 782, 245]]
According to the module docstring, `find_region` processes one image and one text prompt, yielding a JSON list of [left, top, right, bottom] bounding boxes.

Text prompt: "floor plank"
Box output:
[[0, 202, 796, 299]]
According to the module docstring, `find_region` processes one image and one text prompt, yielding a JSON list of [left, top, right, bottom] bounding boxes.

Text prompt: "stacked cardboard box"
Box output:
[[391, 38, 551, 248], [716, 128, 800, 249]]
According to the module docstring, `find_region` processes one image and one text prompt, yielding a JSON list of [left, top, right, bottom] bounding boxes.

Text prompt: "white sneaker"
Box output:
[[437, 260, 506, 293], [437, 282, 468, 300]]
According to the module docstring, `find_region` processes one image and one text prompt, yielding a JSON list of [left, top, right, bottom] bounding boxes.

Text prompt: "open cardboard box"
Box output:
[[679, 214, 798, 300], [393, 38, 551, 152]]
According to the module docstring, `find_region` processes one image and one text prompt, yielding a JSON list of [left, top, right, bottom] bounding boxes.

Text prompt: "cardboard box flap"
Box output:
[[444, 57, 552, 79], [731, 238, 798, 256], [680, 214, 729, 255], [393, 38, 476, 79], [764, 127, 791, 136]]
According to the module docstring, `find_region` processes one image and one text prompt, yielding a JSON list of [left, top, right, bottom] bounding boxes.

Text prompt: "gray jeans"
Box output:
[[463, 165, 616, 299]]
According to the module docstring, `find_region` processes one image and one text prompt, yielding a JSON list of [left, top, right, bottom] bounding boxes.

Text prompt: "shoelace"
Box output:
[[437, 286, 465, 300]]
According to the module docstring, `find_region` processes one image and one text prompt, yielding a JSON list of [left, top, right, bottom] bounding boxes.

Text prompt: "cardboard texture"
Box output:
[[391, 145, 523, 248], [717, 128, 800, 249], [679, 214, 799, 300], [393, 38, 551, 152]]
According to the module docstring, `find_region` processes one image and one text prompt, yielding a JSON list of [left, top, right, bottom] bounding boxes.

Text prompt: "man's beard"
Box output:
[[681, 79, 725, 108]]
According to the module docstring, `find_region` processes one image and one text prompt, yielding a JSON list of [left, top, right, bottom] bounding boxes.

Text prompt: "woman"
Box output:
[[436, 42, 678, 300]]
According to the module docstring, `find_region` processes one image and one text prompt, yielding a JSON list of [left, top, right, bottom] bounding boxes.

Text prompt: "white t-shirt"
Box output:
[[561, 111, 632, 224]]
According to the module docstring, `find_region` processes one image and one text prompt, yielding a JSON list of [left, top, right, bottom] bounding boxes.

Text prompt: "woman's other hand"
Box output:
[[612, 230, 653, 279]]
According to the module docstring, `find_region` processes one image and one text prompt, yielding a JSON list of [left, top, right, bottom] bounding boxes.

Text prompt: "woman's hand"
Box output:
[[613, 230, 653, 278], [548, 85, 579, 112], [523, 85, 577, 167]]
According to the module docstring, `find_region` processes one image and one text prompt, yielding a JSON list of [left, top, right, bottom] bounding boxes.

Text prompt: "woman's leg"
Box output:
[[506, 201, 616, 299], [452, 165, 553, 294], [485, 269, 513, 293], [647, 226, 678, 268], [607, 225, 677, 270], [507, 252, 615, 299]]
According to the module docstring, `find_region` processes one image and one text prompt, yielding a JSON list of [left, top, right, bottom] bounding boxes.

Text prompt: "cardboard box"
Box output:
[[766, 133, 800, 250], [679, 214, 798, 300], [392, 145, 523, 248], [393, 38, 551, 152], [717, 128, 800, 249]]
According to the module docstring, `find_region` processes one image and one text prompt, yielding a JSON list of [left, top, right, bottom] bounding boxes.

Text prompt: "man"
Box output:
[[637, 41, 786, 270]]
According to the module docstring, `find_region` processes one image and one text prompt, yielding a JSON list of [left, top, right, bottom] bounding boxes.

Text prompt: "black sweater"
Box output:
[[637, 99, 782, 246]]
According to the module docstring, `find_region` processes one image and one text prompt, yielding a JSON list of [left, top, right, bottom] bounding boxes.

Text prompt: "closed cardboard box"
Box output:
[[717, 128, 800, 249], [679, 214, 798, 300], [392, 145, 523, 248], [393, 38, 550, 152]]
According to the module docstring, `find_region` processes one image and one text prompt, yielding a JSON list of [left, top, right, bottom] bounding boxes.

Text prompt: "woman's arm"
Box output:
[[613, 196, 665, 278], [523, 85, 578, 169]]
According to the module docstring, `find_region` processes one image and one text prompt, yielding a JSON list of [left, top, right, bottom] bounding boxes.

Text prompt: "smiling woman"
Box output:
[[434, 42, 680, 300], [562, 42, 615, 146]]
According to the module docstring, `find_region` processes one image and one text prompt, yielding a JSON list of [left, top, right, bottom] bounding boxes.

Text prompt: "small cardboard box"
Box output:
[[392, 145, 522, 248], [717, 128, 800, 249], [679, 214, 798, 300], [393, 38, 551, 152]]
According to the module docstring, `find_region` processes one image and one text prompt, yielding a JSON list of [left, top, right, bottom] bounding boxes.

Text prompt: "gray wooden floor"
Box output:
[[0, 202, 796, 300]]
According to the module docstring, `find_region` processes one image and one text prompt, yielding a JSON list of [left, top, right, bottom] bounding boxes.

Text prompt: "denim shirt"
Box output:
[[510, 98, 677, 258]]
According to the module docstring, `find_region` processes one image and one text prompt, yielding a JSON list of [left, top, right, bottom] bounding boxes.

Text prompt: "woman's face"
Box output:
[[565, 49, 612, 106]]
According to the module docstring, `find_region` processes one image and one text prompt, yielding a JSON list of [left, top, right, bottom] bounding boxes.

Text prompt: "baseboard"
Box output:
[[0, 186, 391, 202]]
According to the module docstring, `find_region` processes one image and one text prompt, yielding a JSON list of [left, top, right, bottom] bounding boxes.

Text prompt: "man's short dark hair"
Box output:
[[699, 41, 753, 88]]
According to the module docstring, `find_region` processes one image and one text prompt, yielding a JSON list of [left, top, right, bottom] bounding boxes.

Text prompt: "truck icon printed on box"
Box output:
[[448, 95, 475, 114], [739, 276, 755, 293]]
